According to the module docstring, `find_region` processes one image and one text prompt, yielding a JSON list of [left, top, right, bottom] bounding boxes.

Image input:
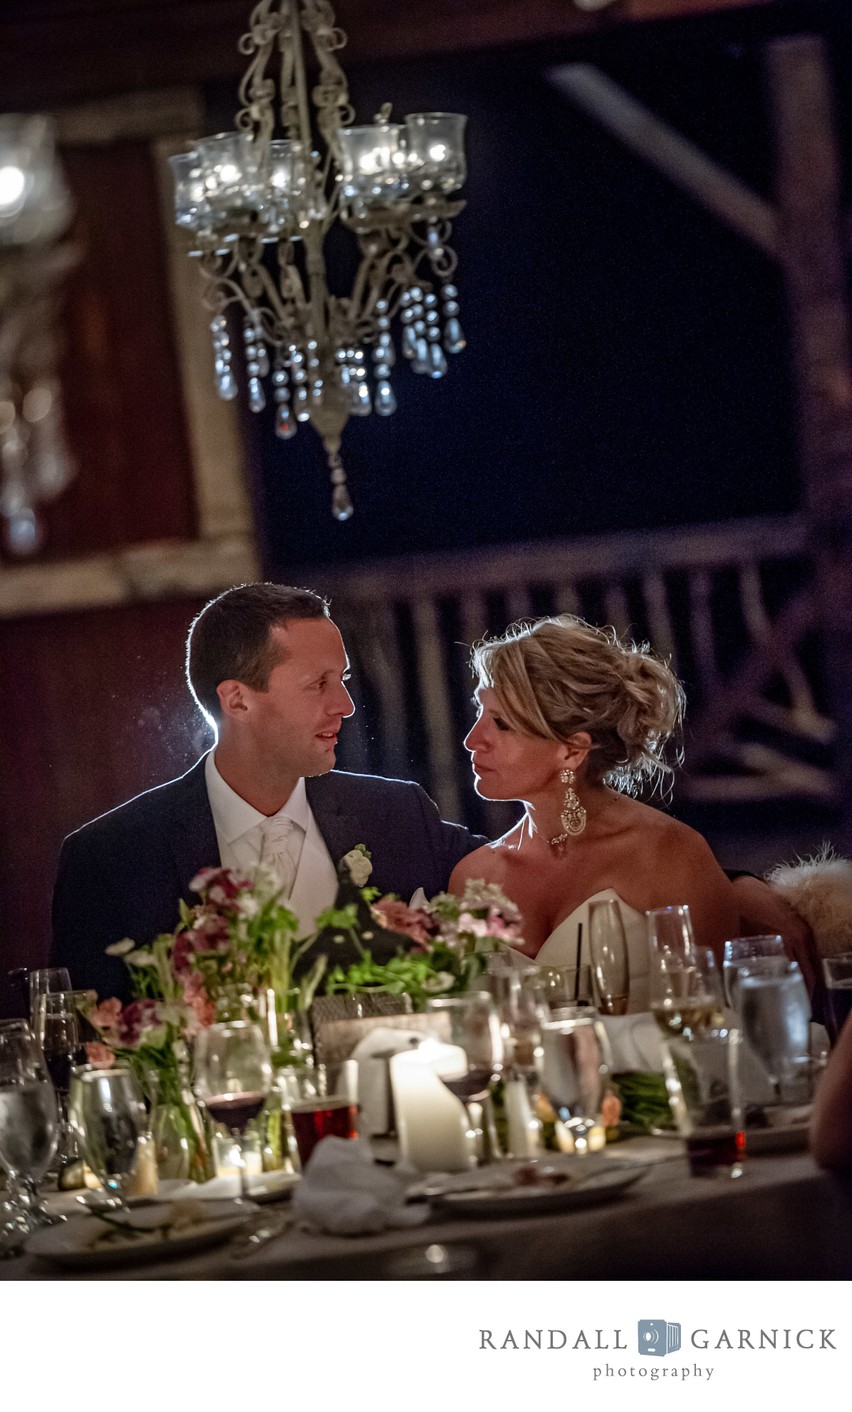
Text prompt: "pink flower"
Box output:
[[117, 998, 161, 1047], [87, 997, 123, 1034], [371, 897, 435, 949], [189, 867, 253, 902], [85, 1042, 115, 1069], [484, 909, 524, 940], [171, 934, 194, 973], [190, 911, 232, 951]]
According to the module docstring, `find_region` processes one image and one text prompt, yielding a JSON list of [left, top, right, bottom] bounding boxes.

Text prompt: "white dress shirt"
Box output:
[[204, 752, 339, 937]]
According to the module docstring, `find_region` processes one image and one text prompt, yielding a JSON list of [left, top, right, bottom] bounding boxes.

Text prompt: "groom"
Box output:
[[51, 583, 485, 1002]]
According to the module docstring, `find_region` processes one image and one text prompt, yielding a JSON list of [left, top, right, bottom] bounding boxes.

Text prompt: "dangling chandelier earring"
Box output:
[[552, 766, 587, 843]]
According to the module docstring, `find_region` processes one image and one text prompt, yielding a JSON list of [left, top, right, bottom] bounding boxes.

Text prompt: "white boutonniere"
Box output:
[[341, 844, 373, 887]]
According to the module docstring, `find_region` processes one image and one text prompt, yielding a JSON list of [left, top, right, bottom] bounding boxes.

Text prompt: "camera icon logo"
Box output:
[[638, 1320, 681, 1357]]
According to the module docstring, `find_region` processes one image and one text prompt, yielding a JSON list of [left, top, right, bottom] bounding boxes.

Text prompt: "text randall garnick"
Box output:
[[478, 1328, 837, 1351]]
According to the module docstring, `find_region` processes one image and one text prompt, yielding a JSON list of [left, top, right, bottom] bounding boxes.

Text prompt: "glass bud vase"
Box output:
[[147, 1064, 213, 1184]]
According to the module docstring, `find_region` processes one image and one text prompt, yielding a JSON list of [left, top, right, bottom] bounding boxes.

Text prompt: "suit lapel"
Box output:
[[305, 773, 361, 873], [167, 756, 220, 899]]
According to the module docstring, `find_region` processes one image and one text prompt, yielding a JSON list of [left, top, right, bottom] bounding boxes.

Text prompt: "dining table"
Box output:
[[3, 1137, 851, 1282]]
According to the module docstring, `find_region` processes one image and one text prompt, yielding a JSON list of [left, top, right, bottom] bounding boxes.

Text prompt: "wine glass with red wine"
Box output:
[[193, 1021, 272, 1200], [424, 993, 504, 1164]]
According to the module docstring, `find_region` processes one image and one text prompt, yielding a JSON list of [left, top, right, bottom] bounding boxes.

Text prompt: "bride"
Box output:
[[449, 614, 739, 1011]]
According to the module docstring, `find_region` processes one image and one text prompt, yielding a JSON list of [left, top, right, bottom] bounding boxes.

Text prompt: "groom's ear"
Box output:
[[561, 732, 593, 770], [216, 678, 251, 719]]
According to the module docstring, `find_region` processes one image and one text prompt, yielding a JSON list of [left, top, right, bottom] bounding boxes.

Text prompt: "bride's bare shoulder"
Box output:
[[448, 834, 517, 893]]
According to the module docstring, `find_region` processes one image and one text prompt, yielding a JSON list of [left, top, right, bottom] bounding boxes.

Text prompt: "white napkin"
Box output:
[[350, 1025, 425, 1136], [291, 1136, 428, 1235], [598, 1013, 667, 1072]]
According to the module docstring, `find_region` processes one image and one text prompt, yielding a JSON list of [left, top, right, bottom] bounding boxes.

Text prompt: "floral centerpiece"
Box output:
[[320, 878, 526, 1009], [85, 864, 329, 1179]]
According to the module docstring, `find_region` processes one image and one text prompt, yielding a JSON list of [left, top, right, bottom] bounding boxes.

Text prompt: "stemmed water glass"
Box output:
[[424, 994, 504, 1165], [0, 1027, 61, 1246], [193, 1020, 272, 1200], [70, 1066, 147, 1209], [34, 992, 85, 1164], [28, 967, 71, 1028], [484, 960, 544, 1083], [723, 935, 786, 1008], [536, 1012, 610, 1155], [738, 960, 811, 1101], [588, 898, 630, 1015]]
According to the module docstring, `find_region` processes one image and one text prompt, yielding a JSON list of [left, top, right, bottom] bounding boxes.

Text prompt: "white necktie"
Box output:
[[259, 817, 301, 898]]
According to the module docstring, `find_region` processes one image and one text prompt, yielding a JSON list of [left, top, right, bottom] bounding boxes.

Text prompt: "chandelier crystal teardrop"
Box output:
[[169, 0, 468, 520]]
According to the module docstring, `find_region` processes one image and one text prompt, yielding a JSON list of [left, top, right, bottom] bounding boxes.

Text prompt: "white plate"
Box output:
[[415, 1156, 649, 1218], [158, 1171, 300, 1204], [26, 1199, 253, 1269]]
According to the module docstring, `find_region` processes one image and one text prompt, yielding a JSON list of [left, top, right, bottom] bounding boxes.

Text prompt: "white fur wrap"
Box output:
[[768, 849, 852, 959]]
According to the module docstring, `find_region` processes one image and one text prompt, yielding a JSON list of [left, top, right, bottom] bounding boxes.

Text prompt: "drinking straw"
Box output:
[[574, 923, 583, 1001]]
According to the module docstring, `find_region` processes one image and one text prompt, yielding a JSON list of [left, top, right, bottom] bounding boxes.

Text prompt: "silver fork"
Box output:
[[229, 1210, 295, 1260]]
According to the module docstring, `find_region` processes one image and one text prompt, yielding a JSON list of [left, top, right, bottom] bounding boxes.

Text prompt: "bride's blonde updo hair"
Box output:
[[472, 614, 685, 794]]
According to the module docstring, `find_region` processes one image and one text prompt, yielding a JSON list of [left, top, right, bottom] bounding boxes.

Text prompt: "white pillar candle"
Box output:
[[391, 1041, 477, 1173], [504, 1079, 541, 1158]]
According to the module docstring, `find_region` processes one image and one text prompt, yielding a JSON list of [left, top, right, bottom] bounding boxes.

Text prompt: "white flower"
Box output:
[[342, 847, 373, 886], [235, 895, 260, 919], [125, 949, 156, 967], [105, 938, 136, 957]]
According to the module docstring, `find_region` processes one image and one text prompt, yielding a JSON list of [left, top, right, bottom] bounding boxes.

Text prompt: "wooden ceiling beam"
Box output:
[[2, 0, 776, 111]]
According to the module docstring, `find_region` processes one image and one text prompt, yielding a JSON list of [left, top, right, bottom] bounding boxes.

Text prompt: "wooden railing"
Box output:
[[290, 513, 834, 829]]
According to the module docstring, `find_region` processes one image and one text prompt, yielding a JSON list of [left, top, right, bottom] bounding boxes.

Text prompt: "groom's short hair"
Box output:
[[186, 582, 329, 725]]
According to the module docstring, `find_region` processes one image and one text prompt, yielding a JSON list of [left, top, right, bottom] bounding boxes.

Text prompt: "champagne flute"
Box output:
[[28, 968, 71, 1028], [72, 1067, 147, 1209], [537, 1013, 609, 1154], [723, 935, 786, 1008], [0, 1028, 60, 1234], [424, 994, 504, 1165], [34, 992, 84, 1167], [645, 904, 696, 966], [588, 897, 630, 1015], [650, 945, 724, 1038], [193, 1021, 272, 1200], [738, 961, 811, 1100]]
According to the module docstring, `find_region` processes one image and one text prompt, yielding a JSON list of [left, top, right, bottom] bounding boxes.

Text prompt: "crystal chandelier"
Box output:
[[169, 0, 468, 520], [0, 115, 75, 557]]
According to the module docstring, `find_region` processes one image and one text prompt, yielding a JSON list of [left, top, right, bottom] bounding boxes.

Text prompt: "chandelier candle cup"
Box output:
[[404, 114, 467, 193], [337, 123, 409, 207], [822, 953, 852, 1044]]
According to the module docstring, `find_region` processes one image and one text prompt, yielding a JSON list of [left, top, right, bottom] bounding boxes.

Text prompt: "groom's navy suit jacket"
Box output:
[[51, 756, 485, 1002]]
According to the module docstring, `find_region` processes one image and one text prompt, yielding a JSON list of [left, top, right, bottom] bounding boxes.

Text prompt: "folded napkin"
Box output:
[[349, 1025, 425, 1136], [291, 1136, 428, 1236]]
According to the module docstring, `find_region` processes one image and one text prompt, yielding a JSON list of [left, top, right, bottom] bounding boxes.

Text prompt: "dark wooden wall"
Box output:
[[0, 138, 206, 976]]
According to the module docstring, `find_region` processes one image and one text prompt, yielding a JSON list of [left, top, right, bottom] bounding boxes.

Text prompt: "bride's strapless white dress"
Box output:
[[503, 887, 650, 1013]]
